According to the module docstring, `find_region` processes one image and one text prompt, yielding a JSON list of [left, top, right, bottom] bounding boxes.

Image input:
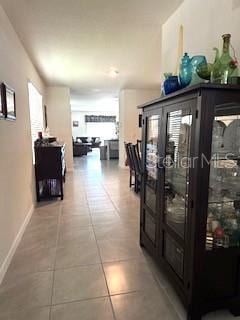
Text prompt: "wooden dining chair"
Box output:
[[129, 143, 142, 193], [124, 142, 135, 188], [136, 139, 142, 156]]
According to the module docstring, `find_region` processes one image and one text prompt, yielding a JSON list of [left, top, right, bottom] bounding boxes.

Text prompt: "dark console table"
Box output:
[[35, 143, 66, 201]]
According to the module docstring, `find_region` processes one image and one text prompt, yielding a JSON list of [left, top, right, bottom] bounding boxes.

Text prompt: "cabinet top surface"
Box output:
[[35, 142, 65, 148], [138, 83, 240, 109]]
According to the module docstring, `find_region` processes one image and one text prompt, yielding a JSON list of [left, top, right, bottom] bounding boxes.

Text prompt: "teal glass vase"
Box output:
[[179, 53, 192, 88]]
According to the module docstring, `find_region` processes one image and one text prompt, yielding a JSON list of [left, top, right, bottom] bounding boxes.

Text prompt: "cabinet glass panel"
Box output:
[[165, 109, 192, 238], [145, 185, 156, 213], [144, 210, 156, 243], [206, 111, 240, 250], [145, 115, 159, 212], [164, 233, 184, 279]]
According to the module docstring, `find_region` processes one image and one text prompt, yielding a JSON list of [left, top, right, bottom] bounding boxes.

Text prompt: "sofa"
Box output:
[[73, 141, 88, 157], [76, 137, 101, 148]]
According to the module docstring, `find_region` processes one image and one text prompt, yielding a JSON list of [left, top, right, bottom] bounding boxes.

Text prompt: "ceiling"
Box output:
[[0, 0, 182, 107], [71, 93, 119, 113]]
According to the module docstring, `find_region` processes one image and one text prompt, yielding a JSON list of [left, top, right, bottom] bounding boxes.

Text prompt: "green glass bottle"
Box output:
[[211, 34, 237, 84]]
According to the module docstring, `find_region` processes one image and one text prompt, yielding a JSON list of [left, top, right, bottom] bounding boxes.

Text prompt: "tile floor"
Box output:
[[0, 150, 239, 320]]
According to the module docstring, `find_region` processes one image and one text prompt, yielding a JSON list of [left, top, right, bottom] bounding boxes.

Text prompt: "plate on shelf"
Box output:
[[213, 120, 226, 136], [224, 119, 240, 154], [212, 120, 226, 153]]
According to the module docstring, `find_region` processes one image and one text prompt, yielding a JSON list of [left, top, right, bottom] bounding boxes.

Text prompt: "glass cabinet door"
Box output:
[[143, 114, 160, 243], [164, 109, 193, 239], [206, 108, 240, 250], [162, 106, 193, 280]]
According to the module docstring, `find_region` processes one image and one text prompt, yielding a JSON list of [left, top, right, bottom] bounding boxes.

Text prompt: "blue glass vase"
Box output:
[[163, 74, 181, 95], [179, 53, 192, 88]]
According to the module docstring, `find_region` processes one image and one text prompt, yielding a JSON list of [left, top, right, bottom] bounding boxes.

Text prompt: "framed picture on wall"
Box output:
[[0, 84, 5, 119], [73, 120, 79, 127], [44, 105, 48, 128], [2, 83, 16, 120]]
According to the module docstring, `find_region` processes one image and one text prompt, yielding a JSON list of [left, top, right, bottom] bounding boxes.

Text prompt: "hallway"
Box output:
[[0, 152, 234, 320]]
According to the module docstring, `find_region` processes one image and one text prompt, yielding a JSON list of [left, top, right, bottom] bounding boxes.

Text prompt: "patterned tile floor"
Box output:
[[0, 150, 238, 319]]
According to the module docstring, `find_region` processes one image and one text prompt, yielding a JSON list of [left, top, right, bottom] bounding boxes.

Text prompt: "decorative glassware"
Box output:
[[196, 62, 213, 80], [163, 73, 181, 95], [190, 55, 207, 85], [179, 53, 192, 88], [211, 34, 238, 84]]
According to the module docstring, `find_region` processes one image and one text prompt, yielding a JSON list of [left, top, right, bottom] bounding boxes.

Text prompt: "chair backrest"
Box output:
[[136, 139, 142, 155], [129, 144, 141, 175], [124, 142, 134, 170]]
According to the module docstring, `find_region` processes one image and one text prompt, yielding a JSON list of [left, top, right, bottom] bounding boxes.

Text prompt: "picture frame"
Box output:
[[2, 83, 16, 120], [0, 84, 5, 119], [73, 120, 79, 127], [44, 105, 48, 128]]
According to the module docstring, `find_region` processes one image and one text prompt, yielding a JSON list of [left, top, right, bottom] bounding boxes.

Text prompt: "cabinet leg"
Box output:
[[187, 315, 201, 320], [229, 306, 240, 317], [60, 179, 64, 201], [187, 311, 202, 320], [140, 240, 145, 248], [36, 181, 40, 202], [129, 171, 132, 187], [139, 234, 144, 248]]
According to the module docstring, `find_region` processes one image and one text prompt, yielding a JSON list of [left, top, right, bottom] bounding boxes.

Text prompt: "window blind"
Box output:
[[168, 110, 182, 162], [28, 82, 43, 163]]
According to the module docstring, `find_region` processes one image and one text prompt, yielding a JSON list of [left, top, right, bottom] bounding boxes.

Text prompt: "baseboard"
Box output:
[[0, 205, 34, 285]]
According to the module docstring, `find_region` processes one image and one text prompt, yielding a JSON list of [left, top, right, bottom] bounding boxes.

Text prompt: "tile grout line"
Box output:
[[99, 174, 176, 317], [101, 183, 121, 216], [85, 185, 118, 320], [48, 288, 142, 309], [101, 180, 141, 224], [49, 202, 62, 320]]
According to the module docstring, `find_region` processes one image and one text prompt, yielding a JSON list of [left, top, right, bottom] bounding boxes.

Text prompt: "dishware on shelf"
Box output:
[[212, 220, 220, 231], [212, 120, 226, 152], [224, 119, 240, 154]]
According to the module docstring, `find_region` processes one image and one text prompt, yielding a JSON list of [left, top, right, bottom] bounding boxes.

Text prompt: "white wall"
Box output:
[[71, 110, 119, 139], [46, 87, 73, 171], [162, 0, 240, 76], [0, 5, 45, 282], [119, 89, 160, 167]]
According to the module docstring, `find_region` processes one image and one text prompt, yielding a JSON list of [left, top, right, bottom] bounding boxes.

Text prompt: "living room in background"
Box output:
[[28, 82, 43, 163]]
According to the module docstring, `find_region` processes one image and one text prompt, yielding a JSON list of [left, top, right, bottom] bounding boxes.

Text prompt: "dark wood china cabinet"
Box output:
[[139, 84, 240, 319]]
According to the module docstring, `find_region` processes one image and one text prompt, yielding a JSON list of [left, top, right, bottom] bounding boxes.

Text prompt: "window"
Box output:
[[86, 122, 117, 141], [28, 82, 43, 163]]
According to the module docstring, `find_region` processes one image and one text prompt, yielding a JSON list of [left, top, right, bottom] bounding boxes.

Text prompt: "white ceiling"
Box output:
[[71, 93, 119, 113], [0, 0, 182, 108]]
